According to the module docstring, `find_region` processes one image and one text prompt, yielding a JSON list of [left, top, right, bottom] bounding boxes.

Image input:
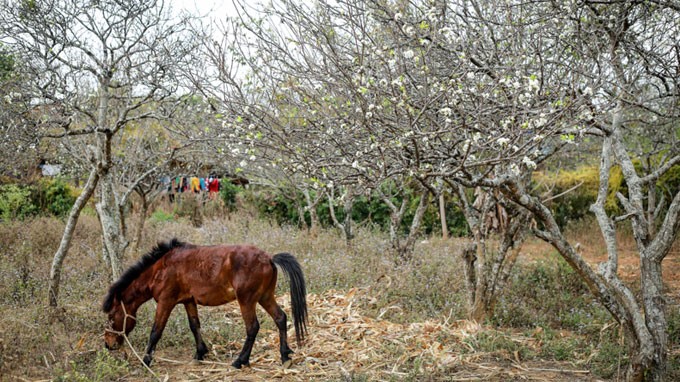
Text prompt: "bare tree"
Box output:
[[0, 0, 200, 306], [452, 182, 530, 322]]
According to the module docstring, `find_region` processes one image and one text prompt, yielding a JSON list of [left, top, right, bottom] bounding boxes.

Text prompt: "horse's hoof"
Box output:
[[231, 359, 249, 369], [282, 359, 293, 369], [143, 354, 153, 366]]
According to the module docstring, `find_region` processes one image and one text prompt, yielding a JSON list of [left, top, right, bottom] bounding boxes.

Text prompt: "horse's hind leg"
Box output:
[[259, 294, 294, 368], [232, 301, 259, 369], [184, 301, 208, 360]]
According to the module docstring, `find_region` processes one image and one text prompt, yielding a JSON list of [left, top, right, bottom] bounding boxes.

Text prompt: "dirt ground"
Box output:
[[523, 233, 680, 295], [82, 288, 607, 382]]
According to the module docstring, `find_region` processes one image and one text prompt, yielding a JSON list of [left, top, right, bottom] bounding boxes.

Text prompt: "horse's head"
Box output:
[[103, 297, 137, 350]]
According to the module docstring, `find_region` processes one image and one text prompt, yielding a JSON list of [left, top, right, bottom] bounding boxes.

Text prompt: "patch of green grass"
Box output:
[[54, 350, 130, 382], [150, 209, 174, 223]]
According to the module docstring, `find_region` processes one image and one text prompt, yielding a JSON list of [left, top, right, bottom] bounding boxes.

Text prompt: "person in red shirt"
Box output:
[[207, 176, 220, 199]]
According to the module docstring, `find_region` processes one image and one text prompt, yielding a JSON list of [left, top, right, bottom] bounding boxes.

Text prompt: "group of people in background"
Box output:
[[163, 175, 220, 203]]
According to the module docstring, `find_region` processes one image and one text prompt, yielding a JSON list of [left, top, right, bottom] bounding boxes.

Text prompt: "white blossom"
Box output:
[[509, 163, 520, 176], [496, 137, 510, 146], [462, 139, 470, 152], [528, 76, 540, 91], [522, 157, 537, 170], [472, 132, 482, 142]]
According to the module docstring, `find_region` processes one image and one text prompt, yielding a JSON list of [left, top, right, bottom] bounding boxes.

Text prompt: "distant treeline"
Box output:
[[2, 164, 677, 234]]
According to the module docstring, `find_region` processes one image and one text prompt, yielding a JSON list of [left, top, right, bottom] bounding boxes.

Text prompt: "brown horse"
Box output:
[[102, 239, 308, 368]]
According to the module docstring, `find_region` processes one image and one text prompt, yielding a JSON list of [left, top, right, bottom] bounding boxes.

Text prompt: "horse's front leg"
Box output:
[[232, 302, 259, 369], [143, 301, 174, 366], [184, 301, 208, 360]]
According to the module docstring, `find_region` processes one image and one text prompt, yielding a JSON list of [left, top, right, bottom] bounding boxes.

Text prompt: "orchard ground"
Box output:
[[0, 206, 678, 381]]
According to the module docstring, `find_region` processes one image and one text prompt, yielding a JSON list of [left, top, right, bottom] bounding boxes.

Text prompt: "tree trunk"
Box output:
[[328, 186, 354, 244], [130, 191, 149, 256], [381, 189, 430, 262], [96, 171, 128, 280], [641, 256, 667, 381], [303, 188, 321, 236], [439, 192, 449, 239], [398, 190, 430, 262], [295, 199, 308, 231], [454, 182, 528, 323], [383, 197, 406, 254], [461, 242, 477, 307], [342, 194, 354, 244], [48, 168, 100, 306]]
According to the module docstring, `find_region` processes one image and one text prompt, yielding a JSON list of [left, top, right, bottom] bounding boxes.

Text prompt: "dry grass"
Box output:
[[0, 207, 677, 381]]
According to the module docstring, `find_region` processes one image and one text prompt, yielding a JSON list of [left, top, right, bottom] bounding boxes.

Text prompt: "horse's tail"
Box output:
[[271, 252, 308, 346]]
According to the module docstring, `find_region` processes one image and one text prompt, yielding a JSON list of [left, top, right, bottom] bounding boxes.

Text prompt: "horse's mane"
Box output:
[[102, 238, 185, 313]]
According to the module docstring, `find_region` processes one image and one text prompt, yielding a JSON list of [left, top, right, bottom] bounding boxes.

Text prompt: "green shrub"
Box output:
[[0, 184, 36, 220], [248, 185, 469, 237], [36, 178, 76, 217], [247, 188, 296, 225], [0, 179, 76, 220], [219, 179, 242, 211]]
